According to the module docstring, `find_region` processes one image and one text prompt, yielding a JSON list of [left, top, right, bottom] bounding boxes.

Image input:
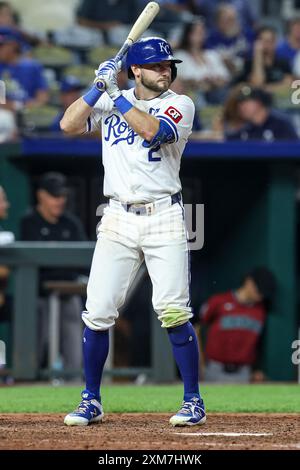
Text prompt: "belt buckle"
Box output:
[[144, 202, 154, 216], [128, 203, 145, 215], [126, 201, 154, 215]]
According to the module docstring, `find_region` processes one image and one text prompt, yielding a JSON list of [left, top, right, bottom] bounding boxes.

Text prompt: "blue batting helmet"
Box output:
[[126, 37, 182, 82]]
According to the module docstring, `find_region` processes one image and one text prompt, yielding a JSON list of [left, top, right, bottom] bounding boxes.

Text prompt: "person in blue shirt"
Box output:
[[188, 0, 257, 31], [205, 3, 254, 77], [50, 76, 84, 132], [225, 85, 299, 141], [0, 26, 48, 111], [276, 17, 300, 70]]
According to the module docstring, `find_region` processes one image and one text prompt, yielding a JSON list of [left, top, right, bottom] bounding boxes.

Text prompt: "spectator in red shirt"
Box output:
[[200, 267, 277, 383]]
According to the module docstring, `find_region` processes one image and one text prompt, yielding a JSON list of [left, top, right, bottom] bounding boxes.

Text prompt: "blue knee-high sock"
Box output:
[[83, 327, 109, 402], [167, 322, 201, 402]]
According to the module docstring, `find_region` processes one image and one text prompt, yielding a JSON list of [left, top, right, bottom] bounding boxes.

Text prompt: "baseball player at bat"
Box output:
[[61, 37, 206, 427]]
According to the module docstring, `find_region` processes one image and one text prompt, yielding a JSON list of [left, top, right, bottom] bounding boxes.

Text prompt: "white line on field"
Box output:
[[174, 432, 273, 437]]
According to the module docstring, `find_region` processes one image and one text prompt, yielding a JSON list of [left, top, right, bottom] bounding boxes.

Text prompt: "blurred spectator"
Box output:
[[188, 0, 258, 31], [176, 19, 231, 104], [76, 0, 138, 45], [0, 3, 41, 53], [20, 173, 87, 378], [50, 76, 84, 132], [277, 17, 300, 70], [205, 4, 254, 76], [200, 267, 277, 383], [212, 83, 247, 139], [137, 1, 193, 41], [236, 26, 293, 93], [172, 76, 224, 139], [0, 27, 49, 112], [226, 85, 299, 140], [0, 2, 17, 28]]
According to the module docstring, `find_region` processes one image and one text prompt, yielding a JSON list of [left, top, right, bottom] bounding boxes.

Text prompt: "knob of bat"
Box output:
[[95, 79, 106, 91]]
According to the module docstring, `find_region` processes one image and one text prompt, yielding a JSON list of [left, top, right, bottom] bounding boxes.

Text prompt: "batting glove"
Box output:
[[94, 59, 122, 101]]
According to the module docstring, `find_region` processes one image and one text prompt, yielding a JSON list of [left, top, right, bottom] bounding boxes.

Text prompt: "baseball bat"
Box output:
[[95, 1, 160, 90]]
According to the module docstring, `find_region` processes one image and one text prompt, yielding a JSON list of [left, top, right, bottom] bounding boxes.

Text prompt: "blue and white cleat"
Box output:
[[64, 391, 104, 426], [170, 397, 206, 427]]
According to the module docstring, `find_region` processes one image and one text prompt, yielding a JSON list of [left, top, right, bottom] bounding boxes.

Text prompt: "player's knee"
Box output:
[[157, 307, 192, 328], [82, 308, 118, 330]]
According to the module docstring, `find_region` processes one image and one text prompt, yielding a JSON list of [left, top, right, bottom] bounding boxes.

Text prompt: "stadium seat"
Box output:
[[20, 105, 59, 132], [32, 46, 74, 69], [12, 0, 77, 33], [54, 25, 104, 49], [200, 105, 223, 130], [48, 82, 61, 107], [62, 65, 95, 87], [273, 87, 293, 109], [87, 46, 119, 68]]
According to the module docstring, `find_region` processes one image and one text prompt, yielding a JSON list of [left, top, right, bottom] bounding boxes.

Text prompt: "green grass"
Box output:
[[0, 384, 300, 413]]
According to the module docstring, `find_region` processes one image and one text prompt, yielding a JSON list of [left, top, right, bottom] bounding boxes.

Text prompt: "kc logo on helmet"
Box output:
[[159, 42, 171, 55], [164, 106, 183, 123]]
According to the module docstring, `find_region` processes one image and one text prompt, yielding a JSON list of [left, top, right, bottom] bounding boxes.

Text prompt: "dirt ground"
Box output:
[[0, 413, 299, 450]]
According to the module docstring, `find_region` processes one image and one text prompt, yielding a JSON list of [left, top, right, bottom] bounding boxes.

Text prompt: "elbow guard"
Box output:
[[142, 119, 176, 148]]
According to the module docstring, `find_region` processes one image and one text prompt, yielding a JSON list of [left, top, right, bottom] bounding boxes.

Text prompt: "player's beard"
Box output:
[[140, 73, 171, 93]]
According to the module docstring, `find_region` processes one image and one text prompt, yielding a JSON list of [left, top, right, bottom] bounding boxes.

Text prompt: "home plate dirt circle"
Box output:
[[0, 413, 299, 450]]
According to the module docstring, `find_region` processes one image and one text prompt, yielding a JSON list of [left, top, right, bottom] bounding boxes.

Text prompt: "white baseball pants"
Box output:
[[82, 199, 193, 330]]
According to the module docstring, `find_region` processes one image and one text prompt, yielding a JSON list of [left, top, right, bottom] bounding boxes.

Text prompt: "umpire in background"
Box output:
[[20, 172, 87, 378], [200, 267, 277, 383]]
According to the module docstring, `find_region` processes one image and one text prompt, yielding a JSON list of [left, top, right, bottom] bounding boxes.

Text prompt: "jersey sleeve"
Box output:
[[85, 92, 114, 133], [155, 94, 195, 144]]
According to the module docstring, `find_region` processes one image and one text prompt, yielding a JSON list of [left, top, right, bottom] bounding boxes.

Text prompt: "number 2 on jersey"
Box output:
[[148, 144, 161, 162]]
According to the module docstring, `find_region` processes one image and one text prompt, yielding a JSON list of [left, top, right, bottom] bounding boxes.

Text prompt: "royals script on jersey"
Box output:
[[86, 88, 195, 203]]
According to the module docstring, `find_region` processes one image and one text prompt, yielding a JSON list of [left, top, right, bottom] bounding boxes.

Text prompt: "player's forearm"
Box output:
[[60, 97, 92, 135], [122, 106, 160, 142], [94, 60, 159, 141]]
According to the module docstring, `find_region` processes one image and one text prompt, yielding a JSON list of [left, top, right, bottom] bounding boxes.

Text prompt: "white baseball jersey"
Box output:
[[86, 88, 195, 204]]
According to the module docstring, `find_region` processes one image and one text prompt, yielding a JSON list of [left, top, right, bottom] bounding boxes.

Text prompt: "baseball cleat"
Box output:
[[64, 391, 104, 426], [170, 397, 206, 427]]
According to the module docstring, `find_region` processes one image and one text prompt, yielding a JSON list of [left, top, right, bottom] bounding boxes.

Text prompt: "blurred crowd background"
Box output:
[[0, 0, 300, 141]]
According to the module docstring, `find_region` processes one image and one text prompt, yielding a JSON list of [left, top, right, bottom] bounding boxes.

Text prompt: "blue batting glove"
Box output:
[[95, 59, 120, 78]]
